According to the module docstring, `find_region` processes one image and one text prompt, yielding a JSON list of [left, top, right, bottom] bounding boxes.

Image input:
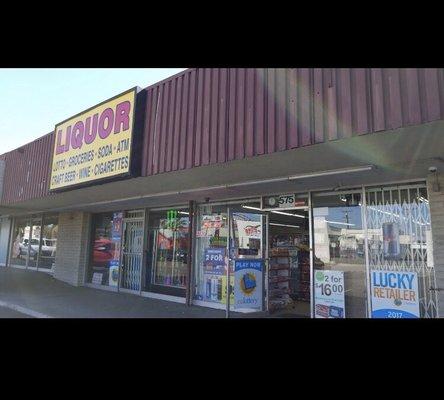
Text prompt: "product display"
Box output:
[[151, 216, 189, 288], [268, 233, 311, 313]]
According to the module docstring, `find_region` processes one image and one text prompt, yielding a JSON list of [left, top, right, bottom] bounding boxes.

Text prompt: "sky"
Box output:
[[0, 68, 186, 154]]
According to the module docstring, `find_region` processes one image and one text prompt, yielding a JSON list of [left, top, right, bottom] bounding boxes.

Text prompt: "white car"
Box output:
[[19, 238, 57, 260]]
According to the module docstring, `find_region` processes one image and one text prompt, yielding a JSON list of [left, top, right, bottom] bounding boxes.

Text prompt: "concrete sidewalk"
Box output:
[[0, 267, 268, 318], [0, 305, 32, 318]]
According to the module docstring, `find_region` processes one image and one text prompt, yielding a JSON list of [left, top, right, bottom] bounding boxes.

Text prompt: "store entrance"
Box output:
[[267, 208, 311, 317], [120, 212, 144, 292], [193, 198, 312, 317]]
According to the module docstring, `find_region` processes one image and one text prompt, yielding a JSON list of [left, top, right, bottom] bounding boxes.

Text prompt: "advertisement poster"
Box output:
[[92, 272, 103, 285], [109, 261, 120, 287], [382, 222, 401, 260], [201, 215, 225, 230], [221, 275, 235, 305], [204, 275, 224, 302], [236, 220, 262, 249], [109, 212, 123, 287], [204, 248, 226, 275], [314, 270, 345, 318], [371, 270, 420, 318], [234, 259, 263, 310], [200, 215, 228, 240], [50, 88, 136, 191], [203, 274, 234, 304]]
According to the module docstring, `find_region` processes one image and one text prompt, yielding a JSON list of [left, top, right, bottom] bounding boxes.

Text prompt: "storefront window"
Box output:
[[365, 185, 438, 318], [312, 191, 367, 318], [28, 218, 42, 268], [38, 215, 58, 270], [9, 215, 59, 270], [267, 206, 310, 317], [88, 212, 123, 287], [193, 202, 265, 310], [194, 204, 229, 305], [10, 218, 30, 267], [144, 209, 190, 295]]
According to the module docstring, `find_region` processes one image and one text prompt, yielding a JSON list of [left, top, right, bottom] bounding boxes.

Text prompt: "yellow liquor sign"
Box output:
[[50, 88, 137, 191]]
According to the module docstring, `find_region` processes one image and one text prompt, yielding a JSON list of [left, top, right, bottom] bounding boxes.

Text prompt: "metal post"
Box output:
[[139, 209, 148, 295], [362, 186, 372, 318], [226, 207, 231, 319], [25, 218, 31, 269], [308, 192, 315, 319], [264, 213, 269, 312], [36, 215, 43, 271], [118, 220, 125, 293]]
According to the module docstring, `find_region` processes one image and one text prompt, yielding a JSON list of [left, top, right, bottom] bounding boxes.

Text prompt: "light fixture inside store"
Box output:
[[288, 165, 374, 181], [242, 205, 262, 211], [227, 177, 291, 188], [271, 210, 306, 218], [227, 165, 375, 189], [242, 205, 306, 219], [270, 223, 300, 228], [325, 220, 355, 226], [178, 211, 189, 215]]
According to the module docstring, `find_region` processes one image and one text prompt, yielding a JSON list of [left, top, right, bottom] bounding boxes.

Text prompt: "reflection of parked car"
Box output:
[[19, 239, 40, 260], [19, 238, 57, 260], [93, 238, 114, 266], [41, 239, 57, 256]]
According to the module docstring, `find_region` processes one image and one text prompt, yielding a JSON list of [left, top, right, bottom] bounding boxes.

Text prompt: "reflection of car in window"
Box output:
[[19, 238, 57, 260], [41, 239, 57, 257], [19, 239, 40, 259]]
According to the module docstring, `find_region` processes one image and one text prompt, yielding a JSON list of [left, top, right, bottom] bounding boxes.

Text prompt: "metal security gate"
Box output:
[[365, 184, 438, 318], [120, 211, 145, 292]]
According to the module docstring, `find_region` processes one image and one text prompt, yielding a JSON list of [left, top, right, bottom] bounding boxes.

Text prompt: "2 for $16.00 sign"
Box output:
[[314, 270, 345, 318]]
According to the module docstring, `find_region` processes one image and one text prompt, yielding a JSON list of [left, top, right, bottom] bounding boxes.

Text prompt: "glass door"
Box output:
[[312, 190, 367, 318], [38, 214, 58, 271], [229, 206, 267, 314], [10, 218, 31, 268], [28, 217, 42, 270], [266, 205, 311, 317], [193, 200, 265, 313], [143, 208, 190, 297], [194, 204, 230, 307], [120, 212, 144, 292]]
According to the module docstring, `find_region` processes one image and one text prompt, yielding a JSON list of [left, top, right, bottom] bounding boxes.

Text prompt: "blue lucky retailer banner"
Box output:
[[234, 259, 263, 310], [370, 270, 420, 318]]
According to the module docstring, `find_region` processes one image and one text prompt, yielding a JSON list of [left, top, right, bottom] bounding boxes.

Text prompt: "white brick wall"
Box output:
[[427, 173, 444, 317], [54, 212, 91, 286]]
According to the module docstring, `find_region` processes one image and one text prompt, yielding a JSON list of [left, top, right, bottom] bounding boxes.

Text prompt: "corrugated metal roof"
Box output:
[[2, 68, 444, 205], [1, 132, 54, 205], [141, 68, 444, 176]]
